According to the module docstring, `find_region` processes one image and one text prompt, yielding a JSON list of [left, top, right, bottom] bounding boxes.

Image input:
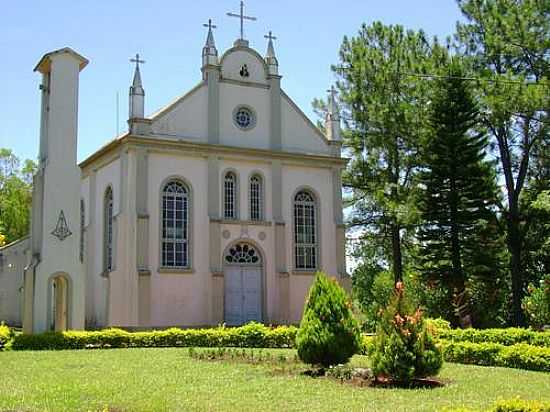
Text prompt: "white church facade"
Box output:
[[0, 10, 348, 333]]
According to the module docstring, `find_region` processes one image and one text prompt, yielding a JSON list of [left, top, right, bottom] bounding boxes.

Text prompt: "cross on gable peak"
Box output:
[[227, 0, 257, 41]]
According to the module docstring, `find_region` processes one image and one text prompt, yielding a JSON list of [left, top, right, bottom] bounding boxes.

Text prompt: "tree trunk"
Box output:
[[391, 222, 403, 284], [507, 208, 525, 326], [450, 176, 469, 327]]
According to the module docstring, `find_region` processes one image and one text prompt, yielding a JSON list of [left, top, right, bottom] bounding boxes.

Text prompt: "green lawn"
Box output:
[[0, 348, 548, 412]]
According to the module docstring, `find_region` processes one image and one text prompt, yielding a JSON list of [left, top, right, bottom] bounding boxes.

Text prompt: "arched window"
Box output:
[[249, 174, 263, 221], [224, 172, 237, 219], [80, 199, 85, 263], [294, 190, 318, 270], [161, 180, 190, 268], [103, 187, 114, 272]]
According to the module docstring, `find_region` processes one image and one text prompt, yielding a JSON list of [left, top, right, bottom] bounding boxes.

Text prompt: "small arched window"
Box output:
[[249, 174, 263, 221], [224, 172, 237, 219], [80, 199, 85, 263], [161, 180, 190, 268], [294, 190, 318, 270], [103, 187, 114, 272]]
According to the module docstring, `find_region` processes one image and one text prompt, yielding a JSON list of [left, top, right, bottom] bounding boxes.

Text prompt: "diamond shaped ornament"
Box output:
[[51, 210, 72, 241]]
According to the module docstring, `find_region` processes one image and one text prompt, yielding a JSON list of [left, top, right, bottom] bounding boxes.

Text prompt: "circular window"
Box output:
[[233, 106, 256, 130]]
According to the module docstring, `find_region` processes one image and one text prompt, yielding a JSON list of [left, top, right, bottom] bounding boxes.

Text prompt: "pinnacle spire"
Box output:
[[264, 31, 279, 75], [130, 53, 145, 90], [203, 19, 217, 49], [129, 53, 145, 120], [326, 85, 341, 143]]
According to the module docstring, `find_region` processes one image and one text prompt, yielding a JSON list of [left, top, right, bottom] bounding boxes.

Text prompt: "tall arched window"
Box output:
[[224, 172, 237, 219], [161, 180, 190, 268], [294, 190, 318, 270], [249, 174, 263, 221], [103, 187, 114, 272], [80, 199, 85, 263]]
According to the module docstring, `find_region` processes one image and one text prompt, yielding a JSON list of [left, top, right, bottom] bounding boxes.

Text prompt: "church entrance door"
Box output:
[[224, 243, 263, 326], [50, 275, 69, 331]]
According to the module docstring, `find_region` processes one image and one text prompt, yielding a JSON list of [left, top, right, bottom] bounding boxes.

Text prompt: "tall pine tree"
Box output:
[[417, 60, 503, 327]]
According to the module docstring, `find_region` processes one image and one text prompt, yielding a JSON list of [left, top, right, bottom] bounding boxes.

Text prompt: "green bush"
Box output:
[[296, 272, 362, 368], [522, 276, 550, 331], [369, 282, 443, 383], [435, 327, 550, 348], [440, 340, 550, 372], [0, 322, 13, 350], [491, 398, 550, 412], [11, 323, 298, 351]]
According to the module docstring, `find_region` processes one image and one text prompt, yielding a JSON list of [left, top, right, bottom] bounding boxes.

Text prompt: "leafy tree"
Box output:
[[456, 0, 549, 325], [416, 59, 505, 327], [296, 272, 361, 368], [522, 274, 550, 330], [0, 149, 36, 244], [335, 22, 436, 283], [369, 282, 443, 384]]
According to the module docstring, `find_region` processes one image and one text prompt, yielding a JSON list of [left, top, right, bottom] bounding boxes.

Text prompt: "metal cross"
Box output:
[[130, 53, 145, 69], [227, 0, 257, 40], [327, 85, 338, 100], [203, 18, 217, 31], [264, 30, 277, 42]]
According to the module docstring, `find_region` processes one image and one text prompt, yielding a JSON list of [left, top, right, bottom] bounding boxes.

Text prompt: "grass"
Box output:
[[0, 348, 549, 412]]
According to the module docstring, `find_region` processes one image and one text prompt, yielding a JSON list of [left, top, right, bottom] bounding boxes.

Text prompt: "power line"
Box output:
[[334, 66, 549, 88]]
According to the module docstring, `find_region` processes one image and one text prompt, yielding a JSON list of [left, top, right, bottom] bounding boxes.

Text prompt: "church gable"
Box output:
[[281, 93, 330, 155], [150, 83, 208, 142], [220, 47, 269, 85]]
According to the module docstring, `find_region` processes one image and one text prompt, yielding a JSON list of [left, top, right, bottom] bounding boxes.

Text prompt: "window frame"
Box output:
[[160, 178, 191, 270], [103, 186, 114, 273], [223, 171, 239, 220], [293, 189, 319, 271], [248, 173, 264, 221], [80, 199, 85, 263]]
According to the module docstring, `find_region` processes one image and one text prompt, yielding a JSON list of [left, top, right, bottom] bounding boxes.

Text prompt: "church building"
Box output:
[[0, 5, 348, 333]]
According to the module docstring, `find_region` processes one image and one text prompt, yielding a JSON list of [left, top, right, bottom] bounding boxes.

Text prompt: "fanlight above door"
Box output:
[[225, 243, 261, 265]]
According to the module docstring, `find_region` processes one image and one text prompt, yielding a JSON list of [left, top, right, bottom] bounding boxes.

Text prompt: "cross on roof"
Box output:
[[203, 18, 217, 31], [264, 31, 277, 42], [328, 85, 338, 100], [227, 0, 257, 41], [130, 53, 145, 69]]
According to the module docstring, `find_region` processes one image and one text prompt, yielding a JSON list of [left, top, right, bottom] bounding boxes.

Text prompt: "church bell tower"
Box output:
[[23, 48, 88, 333]]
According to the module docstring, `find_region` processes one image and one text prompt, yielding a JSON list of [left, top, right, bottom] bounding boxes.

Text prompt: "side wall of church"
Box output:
[[0, 239, 29, 326]]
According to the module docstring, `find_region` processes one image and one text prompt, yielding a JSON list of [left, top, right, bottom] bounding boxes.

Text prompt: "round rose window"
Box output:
[[233, 106, 255, 130]]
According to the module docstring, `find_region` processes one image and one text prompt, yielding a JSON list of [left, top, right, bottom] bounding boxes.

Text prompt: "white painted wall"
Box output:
[[0, 239, 29, 326], [282, 164, 337, 323], [151, 85, 208, 141], [281, 95, 330, 155], [220, 49, 268, 85]]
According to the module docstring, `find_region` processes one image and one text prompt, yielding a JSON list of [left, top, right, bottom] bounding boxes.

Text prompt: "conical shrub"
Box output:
[[296, 272, 361, 368], [370, 281, 443, 383]]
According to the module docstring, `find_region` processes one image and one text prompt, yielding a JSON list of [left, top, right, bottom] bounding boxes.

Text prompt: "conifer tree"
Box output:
[[296, 272, 361, 368], [417, 60, 503, 327]]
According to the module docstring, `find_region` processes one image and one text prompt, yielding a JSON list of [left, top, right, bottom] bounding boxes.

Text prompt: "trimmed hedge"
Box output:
[[11, 322, 297, 351], [491, 398, 550, 412], [0, 323, 12, 350], [441, 341, 550, 372], [435, 327, 550, 348]]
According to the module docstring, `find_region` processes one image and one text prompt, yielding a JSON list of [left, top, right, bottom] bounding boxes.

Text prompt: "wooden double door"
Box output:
[[224, 265, 262, 326]]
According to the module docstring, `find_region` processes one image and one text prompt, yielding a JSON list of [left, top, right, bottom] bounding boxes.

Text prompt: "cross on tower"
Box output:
[[264, 30, 277, 42], [130, 53, 145, 69], [203, 18, 217, 31], [227, 0, 257, 40]]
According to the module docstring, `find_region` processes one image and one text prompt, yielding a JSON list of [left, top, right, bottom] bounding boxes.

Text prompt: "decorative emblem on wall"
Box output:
[[51, 210, 72, 241], [239, 64, 250, 78], [222, 230, 231, 239], [258, 232, 266, 241]]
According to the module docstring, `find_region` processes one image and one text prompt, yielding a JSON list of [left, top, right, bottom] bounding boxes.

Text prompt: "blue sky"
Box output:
[[0, 1, 463, 162]]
